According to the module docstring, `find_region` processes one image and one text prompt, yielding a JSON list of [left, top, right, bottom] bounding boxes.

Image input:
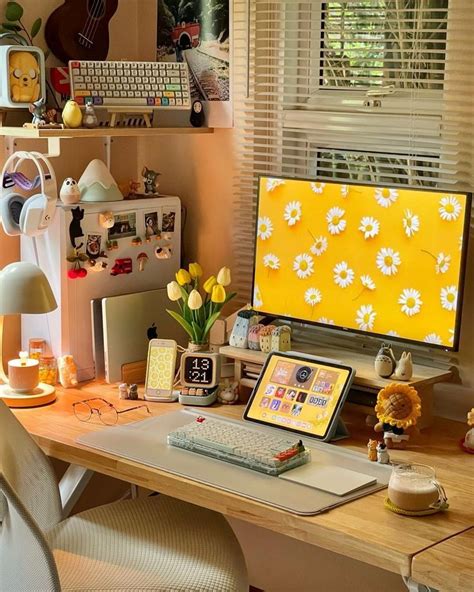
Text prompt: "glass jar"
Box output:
[[388, 463, 445, 512], [29, 338, 46, 361], [39, 354, 58, 386]]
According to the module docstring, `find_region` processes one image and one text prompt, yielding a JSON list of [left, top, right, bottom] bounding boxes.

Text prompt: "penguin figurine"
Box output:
[[60, 177, 81, 205], [374, 343, 397, 378], [190, 100, 205, 128]]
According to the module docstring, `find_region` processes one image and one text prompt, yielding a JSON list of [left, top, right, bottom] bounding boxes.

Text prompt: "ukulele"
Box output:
[[45, 0, 119, 64]]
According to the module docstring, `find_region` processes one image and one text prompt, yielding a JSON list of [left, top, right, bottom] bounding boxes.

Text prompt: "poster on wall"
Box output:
[[156, 0, 232, 128]]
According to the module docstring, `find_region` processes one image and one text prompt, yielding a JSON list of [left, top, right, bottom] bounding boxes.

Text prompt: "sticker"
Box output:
[[86, 233, 102, 259], [144, 211, 160, 241], [161, 208, 176, 233], [155, 245, 172, 260], [108, 212, 137, 240], [137, 252, 149, 271]]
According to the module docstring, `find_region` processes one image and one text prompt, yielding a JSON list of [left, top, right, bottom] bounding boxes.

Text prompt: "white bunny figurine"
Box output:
[[394, 351, 413, 381]]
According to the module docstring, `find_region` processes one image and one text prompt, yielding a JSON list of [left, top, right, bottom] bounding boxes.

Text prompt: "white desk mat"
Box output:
[[77, 409, 391, 515]]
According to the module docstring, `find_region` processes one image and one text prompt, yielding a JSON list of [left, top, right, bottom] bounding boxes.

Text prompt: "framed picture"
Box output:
[[144, 211, 160, 240], [85, 233, 103, 259], [108, 212, 137, 240], [162, 208, 176, 233], [156, 0, 232, 128]]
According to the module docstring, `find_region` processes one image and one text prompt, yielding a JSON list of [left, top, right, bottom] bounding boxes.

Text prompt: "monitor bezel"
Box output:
[[252, 175, 472, 352], [243, 351, 355, 441]]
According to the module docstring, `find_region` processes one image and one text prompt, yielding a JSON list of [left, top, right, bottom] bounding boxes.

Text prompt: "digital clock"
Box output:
[[180, 352, 221, 388]]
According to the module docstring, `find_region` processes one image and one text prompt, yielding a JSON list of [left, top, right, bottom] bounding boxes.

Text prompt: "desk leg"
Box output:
[[402, 576, 438, 592], [59, 464, 94, 518]]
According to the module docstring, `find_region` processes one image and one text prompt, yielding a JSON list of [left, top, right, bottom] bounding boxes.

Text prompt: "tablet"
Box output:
[[243, 352, 355, 441]]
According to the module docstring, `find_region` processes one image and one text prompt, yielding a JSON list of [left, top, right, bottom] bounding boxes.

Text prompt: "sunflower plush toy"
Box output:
[[374, 383, 421, 449]]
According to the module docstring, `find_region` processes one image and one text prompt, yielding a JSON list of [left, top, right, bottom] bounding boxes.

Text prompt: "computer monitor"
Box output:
[[253, 177, 471, 350]]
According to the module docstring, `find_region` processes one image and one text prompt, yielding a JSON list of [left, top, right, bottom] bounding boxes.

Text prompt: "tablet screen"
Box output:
[[244, 353, 354, 440]]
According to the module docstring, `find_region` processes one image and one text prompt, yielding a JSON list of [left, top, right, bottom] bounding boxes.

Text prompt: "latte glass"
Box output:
[[388, 463, 446, 512]]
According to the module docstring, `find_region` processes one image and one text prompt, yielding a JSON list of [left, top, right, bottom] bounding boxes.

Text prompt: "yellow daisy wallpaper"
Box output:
[[253, 177, 470, 348]]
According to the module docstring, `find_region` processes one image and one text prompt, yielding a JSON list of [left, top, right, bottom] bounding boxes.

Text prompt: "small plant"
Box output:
[[167, 263, 236, 346], [0, 2, 42, 46]]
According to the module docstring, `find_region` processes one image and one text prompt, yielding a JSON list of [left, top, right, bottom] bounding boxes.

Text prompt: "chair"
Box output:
[[0, 400, 248, 592]]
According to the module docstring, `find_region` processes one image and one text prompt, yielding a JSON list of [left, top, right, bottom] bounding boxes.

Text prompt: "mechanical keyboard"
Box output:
[[168, 416, 311, 476], [68, 60, 191, 109]]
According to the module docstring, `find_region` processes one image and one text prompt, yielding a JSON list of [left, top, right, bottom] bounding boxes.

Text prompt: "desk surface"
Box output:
[[412, 528, 474, 591], [13, 382, 474, 583]]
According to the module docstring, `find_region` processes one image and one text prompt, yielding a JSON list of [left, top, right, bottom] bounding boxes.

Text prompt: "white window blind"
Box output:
[[233, 0, 473, 303]]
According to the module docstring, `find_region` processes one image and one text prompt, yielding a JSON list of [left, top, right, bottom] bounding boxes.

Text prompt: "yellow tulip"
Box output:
[[189, 262, 203, 279], [217, 266, 231, 286], [211, 284, 226, 304], [187, 289, 203, 310], [203, 275, 217, 293], [167, 281, 181, 301], [176, 268, 191, 286]]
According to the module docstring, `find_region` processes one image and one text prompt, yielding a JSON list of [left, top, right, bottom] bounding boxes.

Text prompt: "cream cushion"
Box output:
[[45, 494, 248, 592]]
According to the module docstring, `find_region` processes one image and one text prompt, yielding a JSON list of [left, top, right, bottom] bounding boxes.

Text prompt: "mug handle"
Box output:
[[430, 480, 449, 510]]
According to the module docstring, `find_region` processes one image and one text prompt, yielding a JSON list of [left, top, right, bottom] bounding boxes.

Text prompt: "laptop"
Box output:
[[92, 289, 185, 383]]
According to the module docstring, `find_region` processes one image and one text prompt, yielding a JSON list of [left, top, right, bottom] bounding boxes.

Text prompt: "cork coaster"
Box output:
[[384, 496, 449, 516]]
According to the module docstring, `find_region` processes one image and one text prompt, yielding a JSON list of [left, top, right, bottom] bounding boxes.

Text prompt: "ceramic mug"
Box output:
[[388, 463, 447, 512]]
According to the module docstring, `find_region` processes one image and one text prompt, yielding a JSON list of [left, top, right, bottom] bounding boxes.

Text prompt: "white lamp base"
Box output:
[[0, 382, 56, 408]]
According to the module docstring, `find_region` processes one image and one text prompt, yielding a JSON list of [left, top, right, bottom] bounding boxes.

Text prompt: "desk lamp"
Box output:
[[0, 261, 57, 407]]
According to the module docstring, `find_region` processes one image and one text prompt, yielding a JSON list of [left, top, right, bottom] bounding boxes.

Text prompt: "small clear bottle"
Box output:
[[39, 354, 58, 386], [29, 338, 46, 361]]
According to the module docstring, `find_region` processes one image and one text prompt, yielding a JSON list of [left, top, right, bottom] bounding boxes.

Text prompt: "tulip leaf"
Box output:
[[30, 17, 41, 38], [224, 291, 237, 304], [5, 2, 23, 22], [202, 311, 222, 341], [191, 321, 203, 343], [166, 309, 194, 339]]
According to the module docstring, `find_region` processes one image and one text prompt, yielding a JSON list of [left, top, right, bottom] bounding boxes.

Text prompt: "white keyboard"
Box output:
[[68, 60, 191, 109], [168, 416, 311, 476]]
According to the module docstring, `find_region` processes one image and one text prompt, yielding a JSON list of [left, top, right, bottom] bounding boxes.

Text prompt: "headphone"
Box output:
[[0, 150, 57, 236]]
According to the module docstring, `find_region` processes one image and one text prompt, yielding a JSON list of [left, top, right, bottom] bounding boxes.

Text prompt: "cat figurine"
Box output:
[[394, 351, 413, 381], [374, 343, 397, 378], [69, 207, 85, 249], [99, 211, 114, 229], [142, 166, 161, 194]]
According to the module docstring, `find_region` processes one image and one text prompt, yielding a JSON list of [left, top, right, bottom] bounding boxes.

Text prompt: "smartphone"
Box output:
[[144, 339, 178, 402]]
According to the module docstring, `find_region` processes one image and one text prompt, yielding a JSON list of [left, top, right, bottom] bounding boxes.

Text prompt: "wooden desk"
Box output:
[[13, 382, 474, 585], [412, 528, 474, 591]]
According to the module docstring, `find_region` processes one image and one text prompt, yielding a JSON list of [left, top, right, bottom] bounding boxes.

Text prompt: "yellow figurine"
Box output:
[[62, 100, 83, 128], [462, 408, 474, 452], [9, 51, 41, 103], [58, 355, 78, 388], [367, 439, 378, 462], [374, 383, 421, 449]]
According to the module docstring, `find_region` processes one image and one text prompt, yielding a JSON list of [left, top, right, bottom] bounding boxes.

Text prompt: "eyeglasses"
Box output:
[[73, 397, 151, 426]]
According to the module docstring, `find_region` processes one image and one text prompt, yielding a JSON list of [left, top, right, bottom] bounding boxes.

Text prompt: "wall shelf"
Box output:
[[0, 126, 214, 139], [0, 125, 213, 167]]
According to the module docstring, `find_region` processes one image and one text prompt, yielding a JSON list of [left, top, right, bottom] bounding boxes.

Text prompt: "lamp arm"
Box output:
[[0, 316, 9, 384]]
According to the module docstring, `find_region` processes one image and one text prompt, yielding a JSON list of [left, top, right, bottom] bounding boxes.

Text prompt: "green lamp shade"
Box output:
[[0, 262, 57, 315]]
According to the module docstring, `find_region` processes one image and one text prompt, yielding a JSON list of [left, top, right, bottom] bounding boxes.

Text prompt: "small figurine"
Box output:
[[118, 383, 129, 399], [190, 100, 205, 128], [248, 324, 264, 350], [62, 99, 83, 128], [60, 178, 81, 205], [128, 179, 141, 196], [376, 441, 390, 464], [259, 325, 276, 353], [86, 253, 108, 273], [131, 236, 143, 246], [217, 380, 239, 405], [374, 343, 397, 378], [128, 384, 138, 400], [82, 99, 98, 128], [69, 206, 85, 249], [27, 98, 59, 128], [271, 325, 292, 352], [229, 310, 259, 349], [394, 351, 413, 381], [374, 383, 421, 449], [367, 439, 378, 461], [57, 355, 78, 388], [461, 408, 474, 452], [142, 166, 161, 194]]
